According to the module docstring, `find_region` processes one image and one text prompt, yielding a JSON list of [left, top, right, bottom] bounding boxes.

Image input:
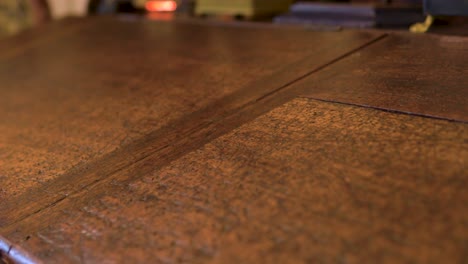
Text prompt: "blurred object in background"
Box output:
[[88, 0, 139, 14], [275, 0, 426, 28], [195, 0, 293, 20], [174, 0, 195, 16], [2, 0, 466, 39], [139, 0, 177, 12], [48, 0, 88, 18], [86, 0, 193, 21], [140, 0, 179, 20], [424, 0, 468, 16], [0, 0, 50, 37], [87, 0, 192, 17], [411, 0, 468, 33]]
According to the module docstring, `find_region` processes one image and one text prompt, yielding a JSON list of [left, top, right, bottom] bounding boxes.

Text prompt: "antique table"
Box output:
[[0, 16, 466, 263]]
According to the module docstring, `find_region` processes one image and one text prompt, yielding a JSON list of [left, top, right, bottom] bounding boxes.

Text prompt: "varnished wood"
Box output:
[[2, 99, 466, 263], [296, 33, 468, 122]]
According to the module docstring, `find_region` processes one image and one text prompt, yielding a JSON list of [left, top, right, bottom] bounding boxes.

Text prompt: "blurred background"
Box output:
[[0, 0, 467, 38]]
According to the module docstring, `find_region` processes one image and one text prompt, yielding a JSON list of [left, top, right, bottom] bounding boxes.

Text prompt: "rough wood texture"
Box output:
[[2, 99, 466, 263], [297, 33, 468, 122], [1, 16, 467, 264], [0, 16, 380, 204]]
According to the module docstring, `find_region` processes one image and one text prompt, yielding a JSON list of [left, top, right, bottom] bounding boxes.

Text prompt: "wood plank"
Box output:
[[2, 98, 466, 263], [0, 17, 382, 226], [296, 33, 468, 122], [0, 18, 91, 60]]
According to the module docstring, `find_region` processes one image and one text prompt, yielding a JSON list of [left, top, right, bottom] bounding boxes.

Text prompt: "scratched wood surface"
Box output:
[[0, 16, 380, 204], [295, 33, 468, 122], [1, 98, 466, 263]]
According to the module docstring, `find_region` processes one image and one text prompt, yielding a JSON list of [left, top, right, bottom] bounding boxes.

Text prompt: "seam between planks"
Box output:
[[0, 33, 388, 235], [299, 97, 468, 124]]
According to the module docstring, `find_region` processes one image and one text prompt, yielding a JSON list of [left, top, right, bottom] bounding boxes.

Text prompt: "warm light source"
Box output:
[[145, 0, 178, 12]]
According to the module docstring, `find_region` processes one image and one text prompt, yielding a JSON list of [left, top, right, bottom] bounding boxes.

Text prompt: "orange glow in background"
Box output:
[[145, 1, 178, 12]]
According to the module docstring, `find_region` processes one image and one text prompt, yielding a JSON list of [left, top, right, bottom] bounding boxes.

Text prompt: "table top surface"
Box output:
[[0, 16, 466, 264]]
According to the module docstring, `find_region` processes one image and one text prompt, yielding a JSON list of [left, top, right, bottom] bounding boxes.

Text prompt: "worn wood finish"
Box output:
[[296, 33, 468, 122], [1, 98, 466, 263], [0, 16, 381, 213], [1, 16, 467, 263]]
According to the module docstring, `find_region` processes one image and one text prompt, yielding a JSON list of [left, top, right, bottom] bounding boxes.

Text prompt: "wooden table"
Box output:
[[0, 16, 466, 263]]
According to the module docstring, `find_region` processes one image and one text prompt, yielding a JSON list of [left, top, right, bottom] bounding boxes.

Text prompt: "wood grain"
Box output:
[[0, 17, 382, 225], [2, 17, 466, 264], [2, 98, 466, 263], [296, 33, 468, 122]]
